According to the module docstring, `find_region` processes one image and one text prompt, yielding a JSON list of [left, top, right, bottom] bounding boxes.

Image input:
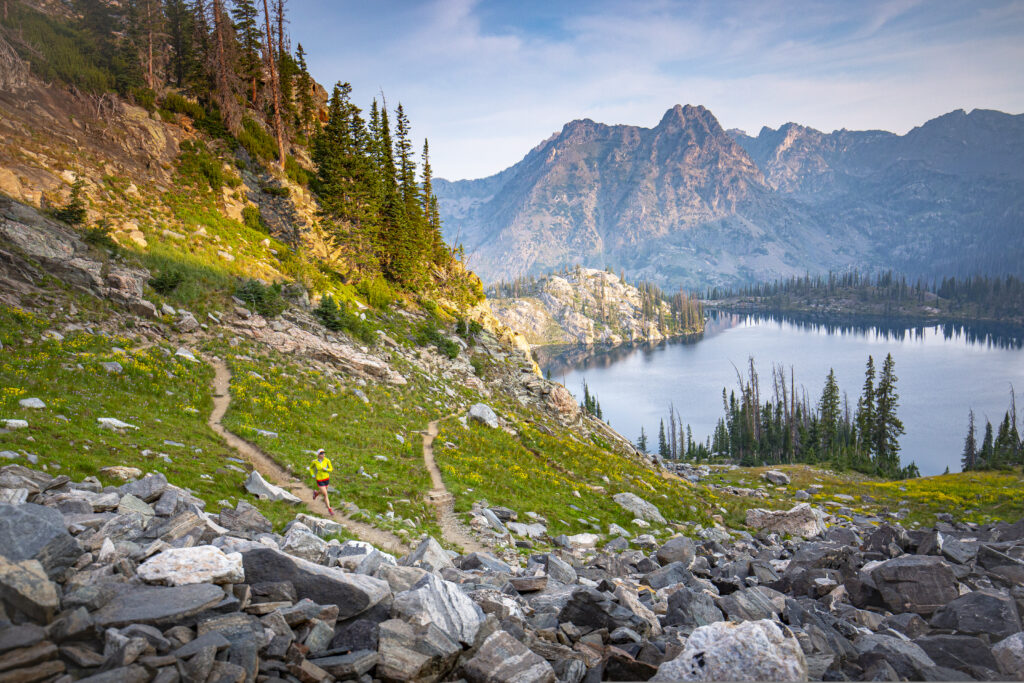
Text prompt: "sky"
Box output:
[[288, 0, 1024, 181]]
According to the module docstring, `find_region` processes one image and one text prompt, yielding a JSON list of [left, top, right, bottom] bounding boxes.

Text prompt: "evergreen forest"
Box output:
[[641, 354, 922, 480]]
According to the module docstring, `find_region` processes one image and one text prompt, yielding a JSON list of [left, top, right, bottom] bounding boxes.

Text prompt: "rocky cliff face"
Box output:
[[490, 267, 679, 346], [437, 106, 1024, 289]]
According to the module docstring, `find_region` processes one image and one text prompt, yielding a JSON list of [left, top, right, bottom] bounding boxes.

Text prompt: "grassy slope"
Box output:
[[0, 298, 299, 528]]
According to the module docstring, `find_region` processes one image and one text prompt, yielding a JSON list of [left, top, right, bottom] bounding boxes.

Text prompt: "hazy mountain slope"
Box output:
[[438, 106, 1024, 289]]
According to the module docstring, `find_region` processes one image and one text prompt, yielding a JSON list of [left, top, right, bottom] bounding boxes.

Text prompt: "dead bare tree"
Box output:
[[262, 0, 286, 171]]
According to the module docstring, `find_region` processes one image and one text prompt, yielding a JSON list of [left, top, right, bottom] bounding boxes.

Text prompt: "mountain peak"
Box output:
[[658, 103, 716, 129]]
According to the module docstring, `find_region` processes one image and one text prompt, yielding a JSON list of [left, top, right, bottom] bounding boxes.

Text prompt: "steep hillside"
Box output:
[[488, 267, 703, 346], [436, 106, 1024, 289]]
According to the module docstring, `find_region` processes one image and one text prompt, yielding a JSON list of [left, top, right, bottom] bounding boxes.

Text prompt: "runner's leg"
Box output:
[[320, 484, 333, 514]]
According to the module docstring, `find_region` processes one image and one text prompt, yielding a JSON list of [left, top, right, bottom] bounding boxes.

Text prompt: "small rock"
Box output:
[[467, 403, 499, 428], [18, 398, 46, 409], [97, 418, 139, 431], [99, 465, 143, 479]]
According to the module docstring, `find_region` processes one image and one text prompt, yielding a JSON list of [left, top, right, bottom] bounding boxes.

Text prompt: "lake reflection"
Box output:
[[539, 312, 1024, 476]]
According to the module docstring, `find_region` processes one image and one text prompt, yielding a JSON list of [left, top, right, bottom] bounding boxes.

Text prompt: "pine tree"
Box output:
[[53, 178, 88, 226], [818, 368, 841, 456], [873, 353, 904, 476], [855, 356, 875, 458], [657, 420, 669, 459], [636, 427, 648, 454], [961, 410, 977, 471], [420, 139, 444, 263], [311, 83, 378, 269], [230, 0, 262, 103], [293, 43, 315, 134], [979, 419, 994, 468], [165, 0, 198, 88]]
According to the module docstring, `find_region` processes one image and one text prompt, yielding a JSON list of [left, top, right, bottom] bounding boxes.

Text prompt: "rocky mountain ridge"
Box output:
[[436, 106, 1024, 289]]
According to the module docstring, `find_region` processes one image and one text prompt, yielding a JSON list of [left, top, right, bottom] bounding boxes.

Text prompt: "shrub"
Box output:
[[238, 117, 278, 162], [235, 279, 286, 318], [162, 92, 206, 120], [470, 354, 486, 377], [149, 269, 185, 295], [82, 219, 116, 249], [261, 185, 290, 198], [131, 87, 156, 112], [314, 295, 376, 344], [420, 299, 439, 319], [177, 140, 226, 192], [52, 178, 88, 226], [357, 276, 394, 309], [416, 321, 459, 359], [242, 206, 265, 232], [285, 155, 314, 186]]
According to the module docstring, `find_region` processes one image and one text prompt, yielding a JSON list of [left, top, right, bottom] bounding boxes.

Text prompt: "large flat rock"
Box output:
[[93, 583, 226, 628]]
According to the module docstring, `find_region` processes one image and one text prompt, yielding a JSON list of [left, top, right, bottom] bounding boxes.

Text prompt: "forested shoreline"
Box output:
[[709, 271, 1024, 327]]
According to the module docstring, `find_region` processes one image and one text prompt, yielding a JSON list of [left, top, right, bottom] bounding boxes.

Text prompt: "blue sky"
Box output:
[[288, 0, 1024, 180]]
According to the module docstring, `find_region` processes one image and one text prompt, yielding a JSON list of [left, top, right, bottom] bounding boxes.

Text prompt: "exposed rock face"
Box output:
[[437, 106, 1024, 289], [653, 620, 807, 681], [490, 267, 696, 346], [746, 503, 826, 538]]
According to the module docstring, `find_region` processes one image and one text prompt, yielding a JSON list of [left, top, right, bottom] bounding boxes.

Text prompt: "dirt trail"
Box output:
[[208, 359, 409, 555], [422, 419, 488, 554]]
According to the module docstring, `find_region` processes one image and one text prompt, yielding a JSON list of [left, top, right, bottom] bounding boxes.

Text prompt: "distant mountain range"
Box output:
[[435, 105, 1024, 289]]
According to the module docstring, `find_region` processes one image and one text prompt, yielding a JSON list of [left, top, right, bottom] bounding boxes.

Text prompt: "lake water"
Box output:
[[538, 312, 1024, 476]]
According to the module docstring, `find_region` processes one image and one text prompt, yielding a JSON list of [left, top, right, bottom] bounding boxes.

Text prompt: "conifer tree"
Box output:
[[818, 368, 841, 455], [293, 43, 315, 134], [658, 420, 669, 459], [961, 410, 977, 471], [230, 0, 262, 103], [855, 356, 876, 457], [980, 419, 994, 468], [376, 103, 416, 284], [165, 0, 198, 88], [311, 83, 377, 268], [420, 139, 444, 262], [637, 427, 648, 454], [210, 0, 242, 133], [873, 353, 904, 475]]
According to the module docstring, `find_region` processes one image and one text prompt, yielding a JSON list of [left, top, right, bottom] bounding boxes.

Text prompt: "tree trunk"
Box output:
[[262, 0, 286, 171]]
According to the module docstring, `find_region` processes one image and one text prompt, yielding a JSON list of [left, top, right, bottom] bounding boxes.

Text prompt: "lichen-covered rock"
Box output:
[[746, 503, 826, 538], [392, 573, 485, 647], [463, 630, 556, 683], [137, 545, 244, 586], [652, 619, 807, 681]]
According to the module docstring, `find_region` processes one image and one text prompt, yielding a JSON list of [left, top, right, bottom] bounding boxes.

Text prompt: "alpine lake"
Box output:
[[536, 311, 1024, 476]]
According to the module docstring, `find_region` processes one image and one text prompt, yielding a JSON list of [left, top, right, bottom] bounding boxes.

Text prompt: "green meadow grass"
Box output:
[[0, 302, 299, 528]]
